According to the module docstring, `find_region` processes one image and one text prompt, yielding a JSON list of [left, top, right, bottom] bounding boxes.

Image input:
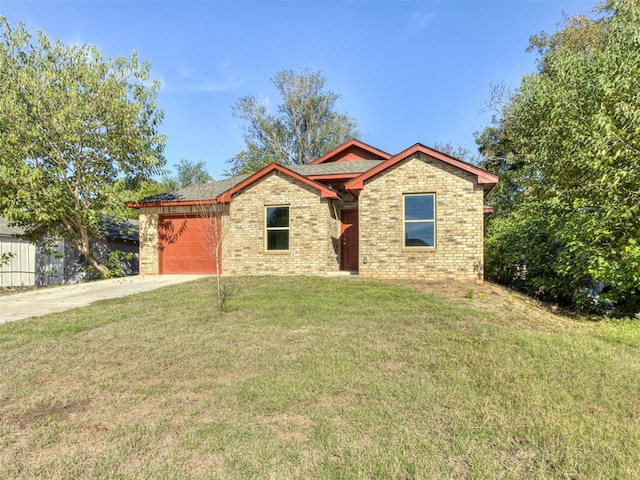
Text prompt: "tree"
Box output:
[[191, 198, 233, 312], [163, 159, 213, 191], [477, 0, 640, 314], [228, 69, 361, 174], [0, 18, 165, 277], [431, 142, 477, 164]]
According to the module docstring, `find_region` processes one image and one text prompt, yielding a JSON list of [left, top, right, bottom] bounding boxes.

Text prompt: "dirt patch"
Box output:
[[3, 398, 90, 427]]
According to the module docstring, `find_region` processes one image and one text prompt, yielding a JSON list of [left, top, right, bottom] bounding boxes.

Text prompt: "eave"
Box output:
[[125, 200, 217, 209], [306, 173, 362, 182]]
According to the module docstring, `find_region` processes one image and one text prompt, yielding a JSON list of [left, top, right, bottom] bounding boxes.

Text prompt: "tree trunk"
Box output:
[[74, 224, 112, 278], [87, 253, 112, 278]]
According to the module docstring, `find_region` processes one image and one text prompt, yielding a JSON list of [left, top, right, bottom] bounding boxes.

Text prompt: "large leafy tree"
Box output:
[[477, 0, 640, 313], [0, 18, 165, 277], [228, 69, 360, 174], [165, 159, 213, 191]]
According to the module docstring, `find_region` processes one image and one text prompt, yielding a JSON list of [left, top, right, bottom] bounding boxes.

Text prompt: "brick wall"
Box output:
[[358, 153, 485, 281], [224, 171, 333, 275]]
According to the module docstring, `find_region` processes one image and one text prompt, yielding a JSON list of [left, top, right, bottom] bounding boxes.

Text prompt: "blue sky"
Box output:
[[1, 0, 598, 179]]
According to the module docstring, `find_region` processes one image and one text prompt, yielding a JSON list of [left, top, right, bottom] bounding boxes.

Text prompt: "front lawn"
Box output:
[[0, 276, 638, 479]]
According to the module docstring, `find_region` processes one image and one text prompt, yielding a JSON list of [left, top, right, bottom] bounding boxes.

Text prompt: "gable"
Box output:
[[344, 143, 498, 195], [310, 139, 392, 164], [216, 163, 339, 203]]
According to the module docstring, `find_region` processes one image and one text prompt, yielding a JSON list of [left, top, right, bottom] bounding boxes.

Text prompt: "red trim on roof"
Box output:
[[483, 205, 495, 214], [125, 200, 216, 209], [309, 139, 392, 165], [215, 163, 339, 203], [306, 173, 362, 181], [344, 143, 499, 193]]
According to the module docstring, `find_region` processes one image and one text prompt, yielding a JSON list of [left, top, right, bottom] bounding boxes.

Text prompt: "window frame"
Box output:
[[265, 205, 290, 252], [403, 193, 436, 249]]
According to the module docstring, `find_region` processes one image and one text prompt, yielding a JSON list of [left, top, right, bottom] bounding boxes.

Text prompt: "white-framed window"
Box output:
[[403, 193, 435, 248], [265, 205, 289, 251]]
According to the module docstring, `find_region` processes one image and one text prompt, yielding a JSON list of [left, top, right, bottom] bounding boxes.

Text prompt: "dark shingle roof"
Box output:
[[290, 159, 384, 176], [0, 217, 24, 236], [138, 160, 383, 204], [138, 175, 251, 203], [100, 218, 139, 242], [0, 217, 139, 241]]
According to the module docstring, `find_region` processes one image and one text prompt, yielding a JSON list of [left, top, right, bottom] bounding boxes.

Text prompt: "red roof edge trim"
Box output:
[[309, 139, 393, 165], [125, 200, 217, 209], [344, 143, 499, 192], [306, 173, 361, 181], [483, 205, 495, 214], [215, 163, 339, 203]]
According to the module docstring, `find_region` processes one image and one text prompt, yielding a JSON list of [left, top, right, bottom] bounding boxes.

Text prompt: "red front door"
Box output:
[[340, 210, 359, 271]]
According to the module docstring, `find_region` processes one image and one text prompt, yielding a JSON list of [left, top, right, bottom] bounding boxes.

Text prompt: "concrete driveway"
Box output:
[[0, 275, 210, 324]]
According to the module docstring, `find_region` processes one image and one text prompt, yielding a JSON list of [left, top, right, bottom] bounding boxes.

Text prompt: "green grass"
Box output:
[[0, 276, 639, 479]]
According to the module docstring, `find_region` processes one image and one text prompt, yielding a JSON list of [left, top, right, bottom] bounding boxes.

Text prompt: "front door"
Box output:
[[340, 209, 359, 271]]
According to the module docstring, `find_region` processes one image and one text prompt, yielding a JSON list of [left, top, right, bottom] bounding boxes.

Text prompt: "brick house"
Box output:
[[127, 140, 498, 280]]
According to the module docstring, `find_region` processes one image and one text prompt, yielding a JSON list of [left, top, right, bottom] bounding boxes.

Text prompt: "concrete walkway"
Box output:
[[0, 275, 210, 324]]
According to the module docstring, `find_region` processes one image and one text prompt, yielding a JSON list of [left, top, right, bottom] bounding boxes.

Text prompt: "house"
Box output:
[[0, 217, 139, 288], [128, 140, 498, 281]]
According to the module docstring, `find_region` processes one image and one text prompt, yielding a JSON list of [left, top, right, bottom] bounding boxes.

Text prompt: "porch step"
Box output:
[[326, 271, 359, 277]]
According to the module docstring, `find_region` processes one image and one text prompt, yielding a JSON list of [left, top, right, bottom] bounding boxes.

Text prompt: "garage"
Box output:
[[158, 214, 220, 274]]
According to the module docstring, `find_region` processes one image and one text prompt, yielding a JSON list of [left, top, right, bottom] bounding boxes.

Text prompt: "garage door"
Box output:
[[158, 214, 220, 274]]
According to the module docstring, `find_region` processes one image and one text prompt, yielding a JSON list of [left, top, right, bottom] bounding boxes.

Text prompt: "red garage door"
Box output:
[[158, 215, 220, 274]]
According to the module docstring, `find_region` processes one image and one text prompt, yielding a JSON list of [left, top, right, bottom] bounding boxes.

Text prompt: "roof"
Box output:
[[130, 175, 251, 205], [0, 217, 24, 236], [100, 218, 139, 242], [128, 141, 498, 207], [0, 217, 139, 241], [289, 160, 384, 179], [129, 160, 382, 206]]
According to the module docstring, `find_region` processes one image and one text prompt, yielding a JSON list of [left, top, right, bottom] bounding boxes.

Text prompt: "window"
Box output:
[[266, 206, 289, 251], [403, 194, 435, 247]]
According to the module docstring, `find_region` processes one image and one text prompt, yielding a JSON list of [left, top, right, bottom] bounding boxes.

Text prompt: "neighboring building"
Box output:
[[0, 217, 139, 288], [0, 217, 37, 287], [127, 140, 498, 281]]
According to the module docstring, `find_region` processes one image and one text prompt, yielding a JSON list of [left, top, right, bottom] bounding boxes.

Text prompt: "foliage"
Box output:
[[432, 141, 478, 164], [0, 252, 14, 268], [0, 17, 165, 277], [227, 69, 360, 174], [484, 211, 569, 302], [161, 158, 213, 191], [122, 159, 213, 219], [477, 0, 640, 314], [105, 250, 134, 277]]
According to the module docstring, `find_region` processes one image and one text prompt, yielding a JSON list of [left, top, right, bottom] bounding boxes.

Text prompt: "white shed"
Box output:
[[0, 218, 37, 287]]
